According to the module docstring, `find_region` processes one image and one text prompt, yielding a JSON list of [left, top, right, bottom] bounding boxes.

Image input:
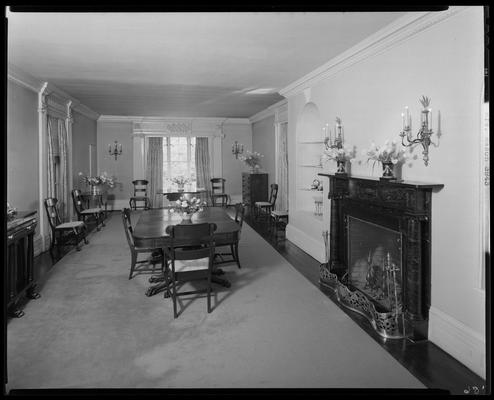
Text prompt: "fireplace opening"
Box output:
[[347, 216, 402, 314]]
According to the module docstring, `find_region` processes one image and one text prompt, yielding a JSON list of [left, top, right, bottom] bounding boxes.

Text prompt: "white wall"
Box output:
[[222, 121, 253, 200], [283, 7, 485, 377]]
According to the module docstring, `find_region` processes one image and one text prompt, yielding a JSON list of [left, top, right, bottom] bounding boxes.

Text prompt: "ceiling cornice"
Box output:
[[8, 63, 100, 120], [279, 6, 469, 98], [249, 99, 288, 123], [98, 115, 251, 124]]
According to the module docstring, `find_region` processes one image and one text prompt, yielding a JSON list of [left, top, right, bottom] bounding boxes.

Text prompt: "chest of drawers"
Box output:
[[242, 173, 268, 213]]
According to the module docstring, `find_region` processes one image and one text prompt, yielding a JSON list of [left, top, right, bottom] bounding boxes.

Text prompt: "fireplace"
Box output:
[[318, 173, 443, 341]]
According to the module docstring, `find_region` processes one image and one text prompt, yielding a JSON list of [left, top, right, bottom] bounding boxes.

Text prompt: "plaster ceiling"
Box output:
[[7, 10, 407, 118]]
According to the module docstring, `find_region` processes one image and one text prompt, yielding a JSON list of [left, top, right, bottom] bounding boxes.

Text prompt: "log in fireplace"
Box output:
[[318, 173, 443, 341]]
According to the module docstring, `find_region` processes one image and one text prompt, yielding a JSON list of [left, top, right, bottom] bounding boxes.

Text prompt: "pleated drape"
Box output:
[[195, 137, 211, 204], [276, 122, 289, 211], [47, 115, 69, 221], [146, 137, 163, 209]]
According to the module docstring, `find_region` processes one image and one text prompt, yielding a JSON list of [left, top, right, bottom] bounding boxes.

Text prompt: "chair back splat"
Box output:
[[253, 183, 278, 221], [130, 180, 152, 210], [44, 197, 88, 259], [165, 222, 217, 318], [210, 178, 230, 207], [214, 203, 245, 269], [71, 189, 105, 231]]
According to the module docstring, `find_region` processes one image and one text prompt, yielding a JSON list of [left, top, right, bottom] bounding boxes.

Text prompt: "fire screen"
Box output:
[[347, 216, 402, 314]]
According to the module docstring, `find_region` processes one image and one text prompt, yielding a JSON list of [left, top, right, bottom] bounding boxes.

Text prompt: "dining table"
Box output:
[[132, 207, 241, 297]]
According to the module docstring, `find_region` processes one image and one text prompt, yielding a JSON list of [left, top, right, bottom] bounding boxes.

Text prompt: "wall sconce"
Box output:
[[232, 141, 244, 159], [400, 96, 435, 166], [323, 117, 344, 150], [108, 140, 122, 160]]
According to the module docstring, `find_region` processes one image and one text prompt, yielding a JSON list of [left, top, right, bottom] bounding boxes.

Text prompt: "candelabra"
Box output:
[[323, 117, 344, 150], [399, 96, 435, 166], [232, 141, 244, 159], [108, 140, 122, 160]]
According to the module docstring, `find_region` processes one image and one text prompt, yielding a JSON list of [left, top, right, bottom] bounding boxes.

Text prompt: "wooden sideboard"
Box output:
[[242, 172, 268, 214], [6, 210, 40, 318]]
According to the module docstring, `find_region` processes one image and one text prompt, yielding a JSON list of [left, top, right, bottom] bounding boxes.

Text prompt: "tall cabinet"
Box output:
[[242, 172, 268, 214]]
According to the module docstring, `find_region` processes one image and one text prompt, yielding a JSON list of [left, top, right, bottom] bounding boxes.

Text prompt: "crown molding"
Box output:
[[8, 64, 44, 93], [279, 7, 469, 98], [249, 99, 288, 123], [98, 115, 250, 124], [8, 63, 100, 120]]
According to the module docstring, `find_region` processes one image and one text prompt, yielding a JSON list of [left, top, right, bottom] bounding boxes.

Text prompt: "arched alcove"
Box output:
[[296, 101, 322, 142]]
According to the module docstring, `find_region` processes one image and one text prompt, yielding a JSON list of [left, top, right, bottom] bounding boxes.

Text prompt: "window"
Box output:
[[163, 136, 196, 188]]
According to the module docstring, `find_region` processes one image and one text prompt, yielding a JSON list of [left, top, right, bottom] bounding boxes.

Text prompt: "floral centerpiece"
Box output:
[[321, 140, 356, 175], [361, 140, 407, 180], [170, 176, 190, 191], [239, 151, 263, 173], [78, 172, 115, 193], [170, 195, 207, 221]]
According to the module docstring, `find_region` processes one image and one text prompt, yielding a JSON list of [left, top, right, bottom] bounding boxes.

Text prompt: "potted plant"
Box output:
[[78, 172, 116, 194], [239, 151, 264, 173], [321, 142, 356, 175], [170, 176, 190, 192], [169, 195, 207, 222], [361, 140, 407, 180]]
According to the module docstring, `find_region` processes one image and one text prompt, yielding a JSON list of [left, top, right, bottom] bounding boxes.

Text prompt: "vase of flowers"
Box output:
[[239, 151, 263, 173], [321, 141, 356, 176], [170, 195, 207, 222], [78, 172, 115, 194], [171, 176, 190, 192], [362, 140, 407, 180]]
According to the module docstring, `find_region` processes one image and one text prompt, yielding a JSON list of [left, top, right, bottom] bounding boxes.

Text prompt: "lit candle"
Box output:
[[428, 108, 432, 131], [118, 143, 122, 153], [405, 107, 409, 129], [401, 113, 405, 131]]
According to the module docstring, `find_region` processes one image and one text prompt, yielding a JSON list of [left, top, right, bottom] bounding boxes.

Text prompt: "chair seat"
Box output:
[[174, 259, 210, 273], [255, 201, 272, 207], [271, 210, 288, 217], [81, 208, 103, 214], [56, 221, 85, 229]]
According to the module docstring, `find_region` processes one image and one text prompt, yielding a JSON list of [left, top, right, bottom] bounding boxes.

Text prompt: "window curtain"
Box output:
[[146, 137, 163, 209], [47, 115, 69, 221], [276, 122, 289, 211], [195, 137, 212, 204]]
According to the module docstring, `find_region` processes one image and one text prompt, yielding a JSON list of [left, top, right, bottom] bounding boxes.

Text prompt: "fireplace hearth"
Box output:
[[318, 173, 443, 340]]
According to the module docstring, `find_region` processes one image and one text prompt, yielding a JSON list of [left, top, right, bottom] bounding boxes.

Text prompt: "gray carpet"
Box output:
[[7, 211, 425, 389]]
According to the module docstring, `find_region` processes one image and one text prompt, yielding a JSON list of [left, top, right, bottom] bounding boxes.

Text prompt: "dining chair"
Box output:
[[270, 210, 289, 241], [71, 189, 105, 231], [164, 222, 217, 318], [214, 203, 245, 269], [254, 183, 279, 221], [210, 178, 230, 207], [44, 197, 88, 259], [122, 208, 165, 280], [129, 179, 152, 210]]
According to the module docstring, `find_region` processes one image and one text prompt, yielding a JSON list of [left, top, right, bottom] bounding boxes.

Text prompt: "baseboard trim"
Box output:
[[428, 306, 485, 379], [286, 223, 325, 263]]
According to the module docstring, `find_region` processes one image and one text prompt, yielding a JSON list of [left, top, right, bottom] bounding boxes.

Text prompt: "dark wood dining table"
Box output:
[[132, 207, 240, 296]]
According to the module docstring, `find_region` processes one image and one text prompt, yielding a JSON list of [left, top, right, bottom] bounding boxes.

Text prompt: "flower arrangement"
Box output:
[[78, 172, 115, 188], [239, 151, 263, 169], [321, 141, 356, 163], [171, 176, 190, 186], [362, 140, 407, 165], [170, 195, 207, 216]]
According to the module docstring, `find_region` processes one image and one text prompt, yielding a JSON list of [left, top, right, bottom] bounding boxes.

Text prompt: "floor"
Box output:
[[244, 211, 488, 395], [12, 210, 487, 394]]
